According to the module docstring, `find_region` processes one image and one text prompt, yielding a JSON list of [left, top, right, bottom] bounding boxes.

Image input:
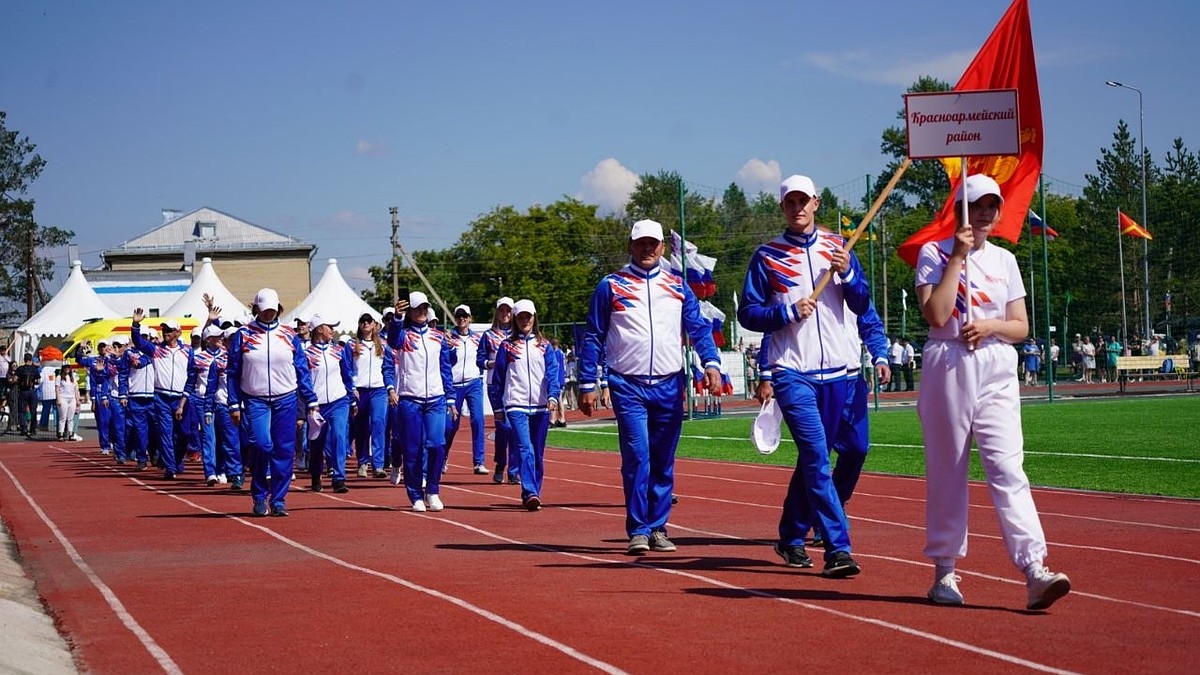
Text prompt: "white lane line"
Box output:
[[59, 450, 628, 675], [0, 460, 184, 675]]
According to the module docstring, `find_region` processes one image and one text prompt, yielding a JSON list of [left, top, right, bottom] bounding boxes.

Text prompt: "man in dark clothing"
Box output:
[[14, 355, 41, 438]]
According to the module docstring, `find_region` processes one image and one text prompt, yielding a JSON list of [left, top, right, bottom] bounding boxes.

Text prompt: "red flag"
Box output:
[[898, 0, 1041, 266], [1118, 210, 1153, 240]]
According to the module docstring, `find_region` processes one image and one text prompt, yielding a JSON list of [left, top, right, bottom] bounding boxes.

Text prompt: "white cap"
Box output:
[[752, 399, 783, 455], [495, 296, 514, 309], [428, 307, 438, 322], [223, 325, 240, 338], [307, 314, 339, 329], [454, 304, 472, 316], [159, 318, 181, 331], [409, 291, 430, 308], [202, 324, 224, 339], [955, 174, 1004, 205], [108, 335, 127, 345], [141, 325, 159, 337], [253, 288, 281, 311], [630, 219, 664, 242], [779, 175, 817, 203], [513, 299, 537, 316]]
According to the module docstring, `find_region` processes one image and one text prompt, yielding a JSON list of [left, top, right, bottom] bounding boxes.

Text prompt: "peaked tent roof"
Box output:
[[163, 257, 249, 321], [283, 259, 381, 334], [13, 261, 122, 358]]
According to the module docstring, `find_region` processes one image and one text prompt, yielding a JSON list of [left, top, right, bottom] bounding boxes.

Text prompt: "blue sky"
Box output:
[[5, 0, 1197, 294]]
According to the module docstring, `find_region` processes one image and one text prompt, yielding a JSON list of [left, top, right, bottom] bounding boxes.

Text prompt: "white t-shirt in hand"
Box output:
[[915, 239, 1026, 346]]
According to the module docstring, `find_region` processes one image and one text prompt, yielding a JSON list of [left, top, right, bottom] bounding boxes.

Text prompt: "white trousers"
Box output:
[[917, 339, 1047, 571], [57, 399, 77, 437]]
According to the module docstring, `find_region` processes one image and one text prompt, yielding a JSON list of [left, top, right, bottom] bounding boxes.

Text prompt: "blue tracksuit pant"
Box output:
[[214, 404, 243, 478], [608, 371, 685, 538], [95, 399, 111, 450], [774, 369, 852, 560], [193, 396, 218, 478], [243, 391, 299, 509], [831, 373, 871, 505], [107, 399, 128, 461], [310, 397, 350, 482], [354, 387, 388, 471], [154, 393, 187, 476], [447, 378, 486, 467], [507, 409, 549, 502], [487, 384, 515, 476], [397, 397, 446, 505], [125, 397, 154, 464]]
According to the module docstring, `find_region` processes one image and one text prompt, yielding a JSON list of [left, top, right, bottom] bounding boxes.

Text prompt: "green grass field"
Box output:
[[548, 396, 1200, 499]]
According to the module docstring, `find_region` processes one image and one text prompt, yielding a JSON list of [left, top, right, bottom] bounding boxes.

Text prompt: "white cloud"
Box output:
[[802, 49, 976, 87], [576, 158, 640, 214], [355, 138, 388, 157], [736, 158, 782, 196]]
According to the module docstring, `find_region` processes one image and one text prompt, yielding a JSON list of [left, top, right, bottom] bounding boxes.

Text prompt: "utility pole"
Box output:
[[25, 225, 36, 319], [880, 214, 889, 334], [389, 207, 399, 303]]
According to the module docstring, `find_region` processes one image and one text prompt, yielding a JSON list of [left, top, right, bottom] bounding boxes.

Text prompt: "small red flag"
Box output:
[[898, 0, 1041, 266], [1118, 210, 1153, 240]]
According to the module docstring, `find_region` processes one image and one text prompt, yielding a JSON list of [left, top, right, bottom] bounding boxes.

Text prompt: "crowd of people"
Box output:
[[0, 172, 1085, 611]]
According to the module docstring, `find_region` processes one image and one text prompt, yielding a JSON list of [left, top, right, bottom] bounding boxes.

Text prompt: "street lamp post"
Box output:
[[1106, 80, 1151, 342]]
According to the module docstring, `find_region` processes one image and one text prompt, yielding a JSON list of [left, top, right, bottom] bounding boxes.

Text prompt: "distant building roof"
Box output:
[[102, 207, 314, 261]]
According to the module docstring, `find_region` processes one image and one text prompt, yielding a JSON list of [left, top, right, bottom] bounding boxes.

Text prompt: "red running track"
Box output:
[[0, 434, 1197, 674]]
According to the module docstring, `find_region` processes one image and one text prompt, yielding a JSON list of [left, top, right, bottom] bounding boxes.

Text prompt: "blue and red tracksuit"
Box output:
[[494, 332, 562, 503], [227, 320, 317, 511], [131, 324, 195, 478], [305, 340, 357, 483], [187, 346, 223, 479], [77, 354, 111, 451], [477, 325, 515, 478], [104, 352, 129, 462], [123, 349, 156, 466], [580, 262, 721, 538], [446, 327, 486, 468], [350, 337, 395, 473], [388, 318, 455, 506], [737, 228, 871, 560], [205, 351, 243, 483]]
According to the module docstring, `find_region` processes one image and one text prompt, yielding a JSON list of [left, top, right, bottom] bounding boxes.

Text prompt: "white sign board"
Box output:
[[904, 89, 1020, 159]]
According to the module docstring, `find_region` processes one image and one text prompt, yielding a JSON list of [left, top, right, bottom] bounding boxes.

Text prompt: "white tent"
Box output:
[[283, 259, 381, 335], [163, 257, 248, 322], [13, 260, 121, 360]]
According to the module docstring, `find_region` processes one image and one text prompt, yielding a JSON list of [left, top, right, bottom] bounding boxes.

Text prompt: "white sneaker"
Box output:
[[412, 499, 427, 512], [71, 434, 83, 441], [927, 572, 964, 605], [357, 464, 369, 478], [216, 474, 228, 484], [390, 466, 403, 486], [427, 494, 444, 511], [1026, 567, 1071, 610]]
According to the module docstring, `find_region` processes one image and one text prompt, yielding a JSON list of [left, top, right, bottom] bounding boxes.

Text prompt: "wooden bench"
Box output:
[[1114, 355, 1195, 393]]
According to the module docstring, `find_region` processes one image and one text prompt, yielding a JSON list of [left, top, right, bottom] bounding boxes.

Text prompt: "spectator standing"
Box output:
[[887, 337, 903, 391], [55, 367, 79, 441], [914, 174, 1069, 610], [1021, 338, 1041, 386], [1190, 338, 1200, 373], [1080, 336, 1096, 384], [580, 218, 722, 555], [14, 354, 40, 438], [37, 363, 57, 432], [900, 337, 916, 391]]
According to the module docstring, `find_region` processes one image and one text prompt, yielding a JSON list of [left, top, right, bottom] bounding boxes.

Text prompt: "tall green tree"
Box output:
[[0, 111, 74, 322]]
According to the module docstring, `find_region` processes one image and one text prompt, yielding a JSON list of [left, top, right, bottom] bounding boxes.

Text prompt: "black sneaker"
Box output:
[[821, 551, 861, 578], [230, 476, 244, 492], [310, 476, 323, 492], [136, 461, 147, 471], [332, 480, 349, 494], [774, 542, 813, 568]]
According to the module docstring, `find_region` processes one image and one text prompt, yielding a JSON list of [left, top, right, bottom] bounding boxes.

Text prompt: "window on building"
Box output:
[[196, 221, 217, 239]]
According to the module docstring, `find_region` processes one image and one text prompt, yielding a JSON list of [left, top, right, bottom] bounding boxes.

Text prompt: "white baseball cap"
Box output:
[[454, 304, 472, 317], [955, 174, 1004, 205], [409, 291, 430, 308], [307, 314, 339, 329], [140, 325, 159, 337], [751, 399, 783, 455], [779, 175, 817, 203], [630, 219, 664, 242], [159, 318, 181, 331], [223, 325, 240, 338], [108, 335, 127, 346], [495, 296, 514, 309], [202, 324, 225, 339], [253, 288, 281, 311], [427, 307, 438, 322], [513, 299, 537, 316]]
